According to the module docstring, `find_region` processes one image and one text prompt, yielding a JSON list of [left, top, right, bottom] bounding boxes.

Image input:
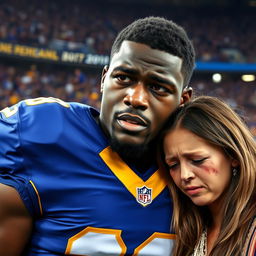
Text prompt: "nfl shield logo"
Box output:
[[136, 185, 152, 206]]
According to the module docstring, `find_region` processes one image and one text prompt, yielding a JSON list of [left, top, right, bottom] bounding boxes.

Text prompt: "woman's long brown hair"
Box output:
[[161, 96, 256, 256]]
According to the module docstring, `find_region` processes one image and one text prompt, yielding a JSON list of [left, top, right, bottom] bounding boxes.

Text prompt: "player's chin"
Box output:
[[120, 133, 147, 145], [109, 134, 149, 159], [114, 128, 149, 144]]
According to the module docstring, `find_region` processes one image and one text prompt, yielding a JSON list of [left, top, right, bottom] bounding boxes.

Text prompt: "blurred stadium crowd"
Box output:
[[0, 0, 255, 136], [1, 0, 255, 62]]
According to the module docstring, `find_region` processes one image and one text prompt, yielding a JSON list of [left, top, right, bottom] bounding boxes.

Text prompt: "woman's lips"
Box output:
[[184, 186, 204, 196]]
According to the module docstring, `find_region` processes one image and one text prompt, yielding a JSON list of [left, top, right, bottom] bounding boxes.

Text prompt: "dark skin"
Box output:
[[0, 183, 32, 256], [99, 41, 192, 170], [0, 40, 192, 254]]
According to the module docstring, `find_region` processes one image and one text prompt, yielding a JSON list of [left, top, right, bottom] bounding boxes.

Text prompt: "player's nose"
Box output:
[[123, 83, 149, 110]]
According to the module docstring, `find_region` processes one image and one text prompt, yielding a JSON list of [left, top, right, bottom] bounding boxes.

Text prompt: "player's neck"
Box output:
[[121, 150, 156, 173]]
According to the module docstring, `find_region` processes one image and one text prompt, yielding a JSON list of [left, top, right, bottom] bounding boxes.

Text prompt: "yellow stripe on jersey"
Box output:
[[99, 146, 168, 206], [29, 180, 43, 216], [25, 97, 70, 108]]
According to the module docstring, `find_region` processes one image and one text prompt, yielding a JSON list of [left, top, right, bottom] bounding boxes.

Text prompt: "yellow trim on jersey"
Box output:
[[0, 105, 18, 118], [133, 232, 176, 255], [29, 180, 43, 216], [99, 146, 168, 206], [25, 97, 70, 108], [65, 226, 127, 255]]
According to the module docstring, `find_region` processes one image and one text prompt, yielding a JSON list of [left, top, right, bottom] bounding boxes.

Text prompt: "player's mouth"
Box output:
[[116, 113, 147, 132]]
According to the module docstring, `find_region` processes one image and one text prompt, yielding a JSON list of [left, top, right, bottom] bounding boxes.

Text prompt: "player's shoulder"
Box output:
[[20, 97, 79, 114], [0, 97, 99, 144], [0, 97, 94, 122]]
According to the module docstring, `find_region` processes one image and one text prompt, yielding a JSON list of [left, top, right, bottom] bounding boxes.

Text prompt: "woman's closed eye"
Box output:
[[191, 158, 208, 165], [167, 162, 179, 171]]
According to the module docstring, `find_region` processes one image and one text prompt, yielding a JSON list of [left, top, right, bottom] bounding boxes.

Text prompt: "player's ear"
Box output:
[[179, 86, 192, 106], [100, 65, 109, 92]]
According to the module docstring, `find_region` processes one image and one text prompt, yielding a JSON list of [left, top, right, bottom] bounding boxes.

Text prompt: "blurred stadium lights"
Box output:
[[212, 73, 222, 83], [242, 74, 255, 82]]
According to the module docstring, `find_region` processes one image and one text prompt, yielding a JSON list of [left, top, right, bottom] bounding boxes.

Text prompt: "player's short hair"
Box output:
[[110, 16, 195, 88]]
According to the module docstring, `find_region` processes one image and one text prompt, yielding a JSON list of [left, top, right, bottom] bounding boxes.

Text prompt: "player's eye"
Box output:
[[149, 84, 171, 95], [114, 74, 132, 83]]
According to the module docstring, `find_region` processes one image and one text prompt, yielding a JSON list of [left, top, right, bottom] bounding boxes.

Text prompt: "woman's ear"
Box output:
[[231, 159, 239, 168]]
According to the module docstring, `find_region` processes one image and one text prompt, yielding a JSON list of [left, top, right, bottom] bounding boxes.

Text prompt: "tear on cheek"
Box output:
[[202, 166, 219, 174]]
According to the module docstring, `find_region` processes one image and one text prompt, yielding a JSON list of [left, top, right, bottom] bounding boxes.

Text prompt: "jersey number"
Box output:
[[65, 227, 174, 256]]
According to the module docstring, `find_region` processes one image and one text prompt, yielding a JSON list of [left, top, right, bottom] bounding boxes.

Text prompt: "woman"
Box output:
[[161, 96, 256, 256]]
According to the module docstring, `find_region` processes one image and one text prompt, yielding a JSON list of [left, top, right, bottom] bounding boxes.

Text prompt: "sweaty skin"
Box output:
[[99, 41, 191, 148]]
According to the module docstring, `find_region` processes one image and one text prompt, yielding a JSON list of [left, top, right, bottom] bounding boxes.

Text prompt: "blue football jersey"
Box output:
[[0, 97, 174, 256]]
